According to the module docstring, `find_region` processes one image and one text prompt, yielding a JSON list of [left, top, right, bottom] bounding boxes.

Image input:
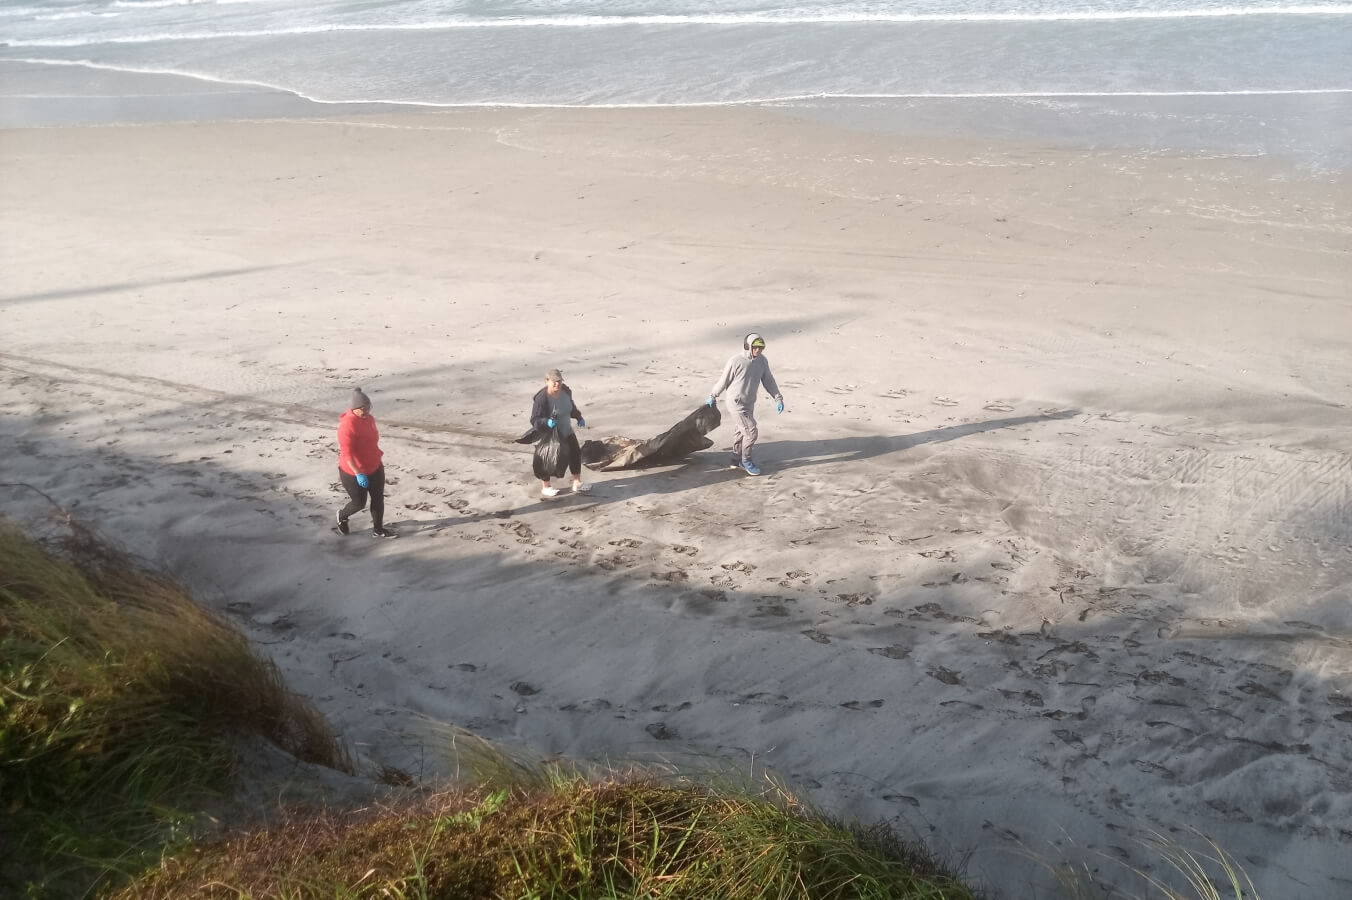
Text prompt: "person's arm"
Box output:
[[762, 366, 783, 403], [337, 417, 357, 473], [530, 391, 552, 430], [566, 386, 583, 422], [709, 358, 735, 400]]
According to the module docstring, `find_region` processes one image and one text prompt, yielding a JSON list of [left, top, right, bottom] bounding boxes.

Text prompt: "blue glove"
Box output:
[[355, 472, 370, 489], [546, 418, 556, 429], [576, 417, 586, 428], [777, 399, 785, 414], [705, 396, 716, 407]]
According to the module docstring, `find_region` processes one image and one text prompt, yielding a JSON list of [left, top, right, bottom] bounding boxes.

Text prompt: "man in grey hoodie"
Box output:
[[706, 332, 784, 476]]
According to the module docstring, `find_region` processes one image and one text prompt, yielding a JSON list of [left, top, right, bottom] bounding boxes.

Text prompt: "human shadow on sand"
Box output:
[[0, 263, 298, 306], [764, 409, 1080, 473], [396, 409, 1079, 531]]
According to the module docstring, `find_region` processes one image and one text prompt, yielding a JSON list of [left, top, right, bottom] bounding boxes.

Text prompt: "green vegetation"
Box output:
[[114, 776, 977, 900], [0, 521, 350, 898]]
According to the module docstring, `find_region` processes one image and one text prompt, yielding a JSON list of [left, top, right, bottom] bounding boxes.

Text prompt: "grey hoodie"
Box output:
[[710, 349, 782, 412]]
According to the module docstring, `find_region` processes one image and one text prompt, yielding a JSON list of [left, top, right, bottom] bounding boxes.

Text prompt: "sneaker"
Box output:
[[572, 482, 591, 493], [335, 510, 349, 535], [541, 486, 561, 498], [372, 528, 399, 539], [728, 457, 742, 469], [740, 459, 762, 476]]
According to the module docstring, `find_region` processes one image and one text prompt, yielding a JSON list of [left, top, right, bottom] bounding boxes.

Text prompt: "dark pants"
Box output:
[[562, 433, 581, 478], [339, 465, 385, 531]]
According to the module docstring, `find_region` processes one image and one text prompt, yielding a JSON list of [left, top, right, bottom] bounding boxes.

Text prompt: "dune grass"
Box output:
[[113, 773, 980, 900], [0, 519, 351, 898]]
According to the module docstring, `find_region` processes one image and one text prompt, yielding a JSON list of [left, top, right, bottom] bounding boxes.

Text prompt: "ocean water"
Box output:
[[2, 0, 1350, 167]]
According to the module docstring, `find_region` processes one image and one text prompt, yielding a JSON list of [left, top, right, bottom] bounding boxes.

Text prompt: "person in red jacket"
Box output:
[[336, 387, 396, 538]]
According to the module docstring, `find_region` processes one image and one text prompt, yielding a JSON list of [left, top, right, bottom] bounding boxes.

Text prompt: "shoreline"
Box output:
[[4, 58, 1350, 173], [2, 105, 1349, 898]]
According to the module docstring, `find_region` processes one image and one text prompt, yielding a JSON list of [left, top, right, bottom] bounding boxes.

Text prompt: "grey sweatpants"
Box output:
[[729, 407, 759, 462]]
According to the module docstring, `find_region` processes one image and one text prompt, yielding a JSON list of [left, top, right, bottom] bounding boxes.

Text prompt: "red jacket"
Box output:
[[337, 410, 383, 476]]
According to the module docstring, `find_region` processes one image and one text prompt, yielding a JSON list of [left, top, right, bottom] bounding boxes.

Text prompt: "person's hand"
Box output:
[[705, 396, 716, 407], [546, 418, 556, 429], [777, 399, 785, 414], [355, 472, 370, 489], [576, 417, 586, 428]]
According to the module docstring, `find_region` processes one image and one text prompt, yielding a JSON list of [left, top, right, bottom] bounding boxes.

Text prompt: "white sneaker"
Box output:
[[572, 482, 591, 493], [541, 486, 561, 497]]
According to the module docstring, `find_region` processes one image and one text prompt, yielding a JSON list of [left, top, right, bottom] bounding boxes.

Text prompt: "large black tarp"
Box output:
[[577, 405, 722, 471]]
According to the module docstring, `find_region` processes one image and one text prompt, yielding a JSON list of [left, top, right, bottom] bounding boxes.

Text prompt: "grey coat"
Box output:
[[710, 350, 782, 412]]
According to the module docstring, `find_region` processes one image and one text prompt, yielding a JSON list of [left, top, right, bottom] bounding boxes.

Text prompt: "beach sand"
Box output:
[[2, 105, 1350, 897]]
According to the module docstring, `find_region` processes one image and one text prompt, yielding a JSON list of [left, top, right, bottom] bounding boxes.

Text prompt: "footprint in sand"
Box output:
[[928, 666, 963, 685], [840, 699, 885, 710], [510, 681, 539, 696], [1136, 670, 1186, 687], [1238, 681, 1282, 701], [610, 538, 644, 549], [502, 521, 535, 541], [914, 602, 977, 623], [801, 629, 831, 644], [741, 692, 790, 703], [645, 722, 677, 740], [998, 689, 1045, 708], [868, 645, 910, 660], [752, 598, 792, 618], [983, 402, 1015, 412], [650, 701, 693, 712], [1131, 759, 1176, 780], [932, 396, 959, 407], [558, 698, 612, 712]]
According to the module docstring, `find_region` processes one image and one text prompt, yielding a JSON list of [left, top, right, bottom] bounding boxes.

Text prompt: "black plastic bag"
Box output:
[[532, 426, 569, 480]]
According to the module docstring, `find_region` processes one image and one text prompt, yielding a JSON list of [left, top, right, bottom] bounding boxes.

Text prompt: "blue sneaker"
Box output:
[[740, 459, 762, 476]]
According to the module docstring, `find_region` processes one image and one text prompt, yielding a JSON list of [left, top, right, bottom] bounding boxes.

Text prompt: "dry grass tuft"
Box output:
[[0, 516, 351, 897]]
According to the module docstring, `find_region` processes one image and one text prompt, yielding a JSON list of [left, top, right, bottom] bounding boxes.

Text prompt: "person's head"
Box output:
[[744, 333, 766, 357], [544, 368, 564, 395], [350, 387, 372, 417]]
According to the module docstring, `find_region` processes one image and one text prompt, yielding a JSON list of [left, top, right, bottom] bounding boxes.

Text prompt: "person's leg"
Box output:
[[566, 434, 588, 491], [338, 468, 367, 529], [733, 409, 759, 461], [367, 466, 386, 532]]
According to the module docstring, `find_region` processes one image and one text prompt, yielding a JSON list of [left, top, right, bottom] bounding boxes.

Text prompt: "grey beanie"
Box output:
[[350, 387, 371, 411]]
